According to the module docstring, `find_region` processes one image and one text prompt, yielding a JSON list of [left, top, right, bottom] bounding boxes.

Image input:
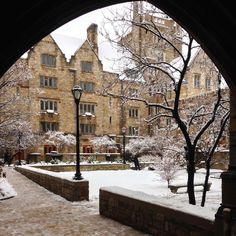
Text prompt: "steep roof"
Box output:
[[52, 33, 85, 62]]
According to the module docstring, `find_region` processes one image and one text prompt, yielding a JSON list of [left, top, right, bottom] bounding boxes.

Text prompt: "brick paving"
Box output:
[[0, 167, 149, 236]]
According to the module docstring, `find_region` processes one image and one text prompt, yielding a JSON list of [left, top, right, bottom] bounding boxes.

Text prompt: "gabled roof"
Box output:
[[21, 32, 121, 73], [52, 33, 85, 62], [52, 33, 123, 73]]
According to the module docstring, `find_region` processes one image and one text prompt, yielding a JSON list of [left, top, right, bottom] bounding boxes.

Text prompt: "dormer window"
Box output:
[[193, 74, 200, 88], [41, 54, 56, 67], [205, 77, 211, 90], [81, 61, 93, 73]]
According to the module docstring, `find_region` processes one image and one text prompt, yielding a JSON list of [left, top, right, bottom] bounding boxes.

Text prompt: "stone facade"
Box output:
[[121, 2, 221, 131], [19, 23, 150, 157], [181, 48, 220, 99], [18, 7, 220, 158]]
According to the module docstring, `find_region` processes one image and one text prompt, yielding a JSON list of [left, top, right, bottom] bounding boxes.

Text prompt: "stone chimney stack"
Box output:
[[87, 23, 98, 54]]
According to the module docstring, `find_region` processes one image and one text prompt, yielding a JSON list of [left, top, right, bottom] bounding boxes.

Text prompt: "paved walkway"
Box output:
[[0, 167, 149, 236]]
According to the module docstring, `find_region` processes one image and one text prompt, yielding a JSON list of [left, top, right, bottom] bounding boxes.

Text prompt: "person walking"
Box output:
[[133, 153, 141, 170], [4, 150, 11, 166]]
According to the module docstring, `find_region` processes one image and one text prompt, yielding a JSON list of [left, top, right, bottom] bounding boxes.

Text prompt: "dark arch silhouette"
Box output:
[[1, 1, 236, 234], [1, 0, 236, 90]]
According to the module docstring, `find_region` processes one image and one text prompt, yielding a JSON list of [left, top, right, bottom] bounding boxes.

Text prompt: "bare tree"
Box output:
[[4, 120, 42, 164], [196, 99, 229, 206], [100, 1, 229, 205], [0, 58, 33, 150]]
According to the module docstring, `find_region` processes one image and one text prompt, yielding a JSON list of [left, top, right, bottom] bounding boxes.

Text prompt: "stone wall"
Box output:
[[62, 153, 121, 162], [100, 186, 215, 236], [196, 150, 229, 170], [32, 163, 130, 172], [15, 166, 89, 201]]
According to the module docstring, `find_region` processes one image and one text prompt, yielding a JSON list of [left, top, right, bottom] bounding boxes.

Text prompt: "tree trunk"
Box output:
[[187, 148, 196, 205], [201, 157, 211, 207]]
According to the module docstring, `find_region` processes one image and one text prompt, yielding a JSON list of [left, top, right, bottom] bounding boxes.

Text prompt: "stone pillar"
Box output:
[[215, 89, 236, 235]]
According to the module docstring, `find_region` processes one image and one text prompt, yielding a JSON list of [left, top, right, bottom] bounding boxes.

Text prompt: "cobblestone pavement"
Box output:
[[0, 167, 149, 236]]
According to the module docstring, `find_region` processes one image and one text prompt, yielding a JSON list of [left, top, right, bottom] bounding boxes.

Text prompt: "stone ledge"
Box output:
[[99, 186, 215, 236], [33, 163, 130, 172], [15, 166, 89, 201]]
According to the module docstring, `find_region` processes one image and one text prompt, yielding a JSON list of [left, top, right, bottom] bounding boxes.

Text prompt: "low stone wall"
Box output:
[[196, 150, 229, 170], [33, 163, 130, 172], [26, 153, 121, 163], [15, 166, 89, 201], [100, 186, 215, 236]]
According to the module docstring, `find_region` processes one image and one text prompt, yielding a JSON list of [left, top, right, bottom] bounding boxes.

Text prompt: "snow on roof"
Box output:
[[20, 31, 122, 73], [52, 33, 85, 62], [169, 56, 184, 80], [51, 33, 122, 73], [170, 47, 200, 70]]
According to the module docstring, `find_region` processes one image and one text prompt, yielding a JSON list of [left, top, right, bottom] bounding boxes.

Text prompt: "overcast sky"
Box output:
[[49, 3, 228, 86], [51, 3, 128, 42], [52, 9, 105, 40], [51, 2, 130, 73]]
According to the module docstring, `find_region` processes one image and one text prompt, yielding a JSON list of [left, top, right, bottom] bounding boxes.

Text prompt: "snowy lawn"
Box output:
[[59, 168, 222, 214], [0, 166, 222, 220]]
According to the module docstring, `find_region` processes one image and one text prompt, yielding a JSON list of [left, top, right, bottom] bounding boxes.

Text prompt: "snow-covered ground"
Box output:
[[0, 166, 222, 220], [0, 176, 17, 200], [59, 167, 222, 218]]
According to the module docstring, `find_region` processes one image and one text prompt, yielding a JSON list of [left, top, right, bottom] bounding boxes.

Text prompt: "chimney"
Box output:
[[87, 23, 98, 54]]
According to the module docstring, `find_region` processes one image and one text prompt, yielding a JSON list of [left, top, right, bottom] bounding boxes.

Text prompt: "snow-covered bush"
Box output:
[[139, 154, 162, 164], [44, 131, 76, 152], [90, 135, 116, 153], [1, 120, 42, 152], [87, 156, 96, 163], [126, 136, 161, 157], [157, 150, 185, 186]]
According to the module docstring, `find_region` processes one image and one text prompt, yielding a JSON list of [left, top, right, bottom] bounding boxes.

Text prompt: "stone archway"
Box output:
[[1, 1, 236, 234], [1, 1, 236, 87]]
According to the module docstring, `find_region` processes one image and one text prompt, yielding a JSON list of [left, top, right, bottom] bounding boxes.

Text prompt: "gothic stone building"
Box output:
[[19, 16, 220, 158], [20, 23, 149, 157]]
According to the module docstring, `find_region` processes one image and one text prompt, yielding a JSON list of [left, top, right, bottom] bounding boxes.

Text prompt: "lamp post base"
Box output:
[[73, 173, 83, 180]]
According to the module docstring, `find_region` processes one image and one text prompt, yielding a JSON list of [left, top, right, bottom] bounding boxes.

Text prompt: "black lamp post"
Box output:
[[18, 132, 22, 165], [72, 85, 83, 180], [121, 127, 126, 164]]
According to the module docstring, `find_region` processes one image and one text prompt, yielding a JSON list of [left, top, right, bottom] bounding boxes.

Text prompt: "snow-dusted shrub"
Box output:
[[158, 150, 185, 186], [44, 131, 76, 152], [139, 154, 162, 163], [126, 136, 161, 157], [87, 156, 96, 163], [1, 120, 42, 152], [90, 135, 116, 153]]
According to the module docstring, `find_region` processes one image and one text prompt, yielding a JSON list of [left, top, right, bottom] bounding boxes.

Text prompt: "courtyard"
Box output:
[[0, 164, 223, 235]]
